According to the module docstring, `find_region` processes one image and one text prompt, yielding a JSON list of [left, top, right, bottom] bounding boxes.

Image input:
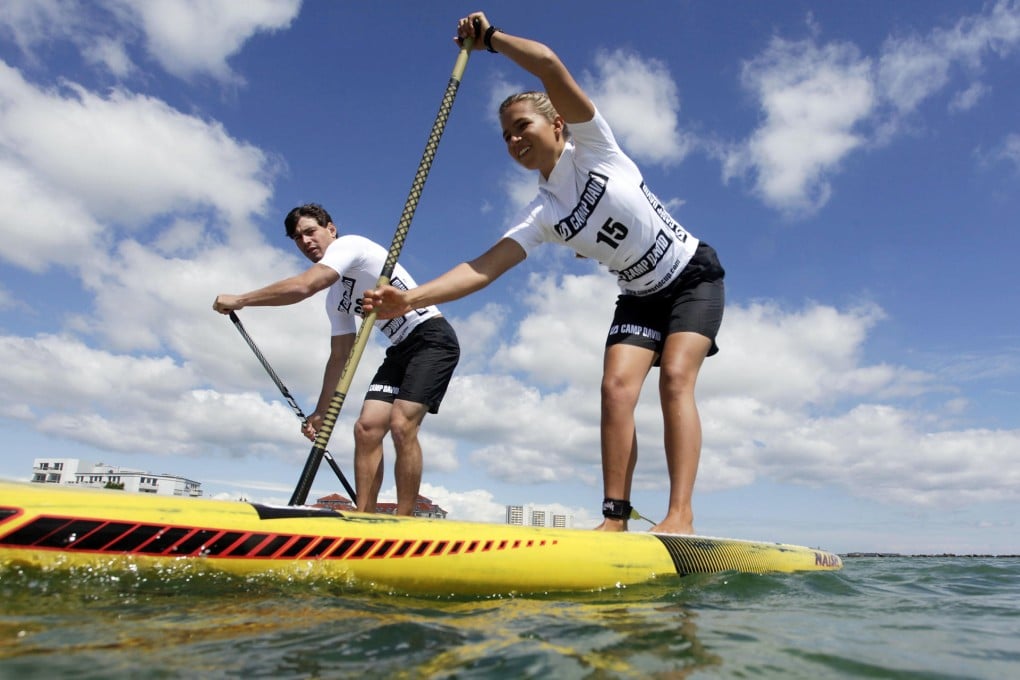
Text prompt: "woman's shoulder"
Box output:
[[569, 107, 623, 156], [570, 107, 613, 137]]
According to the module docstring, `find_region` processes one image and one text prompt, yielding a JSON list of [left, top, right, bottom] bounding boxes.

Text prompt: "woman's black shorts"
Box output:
[[606, 242, 725, 362]]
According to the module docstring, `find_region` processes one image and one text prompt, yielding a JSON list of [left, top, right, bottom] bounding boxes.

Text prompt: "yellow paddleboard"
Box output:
[[0, 481, 841, 596]]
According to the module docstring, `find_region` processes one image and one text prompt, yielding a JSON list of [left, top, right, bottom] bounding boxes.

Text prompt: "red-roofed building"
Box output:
[[314, 493, 447, 519], [314, 493, 354, 511]]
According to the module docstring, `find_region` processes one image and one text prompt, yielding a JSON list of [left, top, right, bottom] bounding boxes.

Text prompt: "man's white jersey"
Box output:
[[318, 235, 440, 345], [503, 109, 699, 296]]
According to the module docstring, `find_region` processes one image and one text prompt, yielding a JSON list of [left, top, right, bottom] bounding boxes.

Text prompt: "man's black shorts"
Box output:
[[365, 316, 460, 414], [606, 242, 725, 362]]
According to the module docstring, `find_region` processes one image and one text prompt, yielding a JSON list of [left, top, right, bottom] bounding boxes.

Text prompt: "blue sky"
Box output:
[[1, 0, 1017, 555]]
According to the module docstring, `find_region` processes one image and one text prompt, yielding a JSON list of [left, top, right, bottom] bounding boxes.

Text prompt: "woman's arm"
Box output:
[[363, 238, 526, 319], [456, 12, 595, 124]]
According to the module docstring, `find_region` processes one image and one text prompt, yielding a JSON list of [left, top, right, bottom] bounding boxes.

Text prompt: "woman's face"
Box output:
[[499, 100, 565, 178]]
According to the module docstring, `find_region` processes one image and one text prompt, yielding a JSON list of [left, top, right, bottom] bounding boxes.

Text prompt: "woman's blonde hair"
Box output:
[[498, 91, 570, 137]]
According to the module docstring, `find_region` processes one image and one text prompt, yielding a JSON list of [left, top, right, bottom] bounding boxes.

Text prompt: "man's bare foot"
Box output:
[[594, 517, 628, 532]]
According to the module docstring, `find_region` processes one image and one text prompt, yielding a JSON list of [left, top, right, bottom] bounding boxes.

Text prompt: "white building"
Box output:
[[32, 458, 202, 497], [506, 504, 524, 525], [505, 504, 573, 529], [31, 458, 92, 485]]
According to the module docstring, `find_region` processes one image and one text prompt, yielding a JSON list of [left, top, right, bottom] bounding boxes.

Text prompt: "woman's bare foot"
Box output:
[[594, 517, 628, 532], [651, 510, 695, 535]]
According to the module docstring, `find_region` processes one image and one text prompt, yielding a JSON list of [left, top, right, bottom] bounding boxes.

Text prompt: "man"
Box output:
[[213, 203, 460, 515]]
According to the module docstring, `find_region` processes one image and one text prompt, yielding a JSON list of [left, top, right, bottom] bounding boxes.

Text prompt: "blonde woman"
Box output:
[[365, 13, 724, 534]]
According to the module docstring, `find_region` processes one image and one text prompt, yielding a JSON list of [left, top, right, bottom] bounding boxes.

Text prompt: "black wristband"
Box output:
[[483, 25, 501, 53]]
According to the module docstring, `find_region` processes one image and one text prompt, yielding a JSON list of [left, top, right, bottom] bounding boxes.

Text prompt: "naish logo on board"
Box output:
[[814, 552, 841, 567], [554, 172, 608, 241]]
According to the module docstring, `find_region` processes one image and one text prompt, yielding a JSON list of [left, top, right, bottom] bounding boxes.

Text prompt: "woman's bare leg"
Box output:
[[652, 332, 711, 535]]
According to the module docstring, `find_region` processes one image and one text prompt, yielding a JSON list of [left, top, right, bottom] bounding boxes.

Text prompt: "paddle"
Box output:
[[288, 27, 479, 506], [228, 310, 357, 503]]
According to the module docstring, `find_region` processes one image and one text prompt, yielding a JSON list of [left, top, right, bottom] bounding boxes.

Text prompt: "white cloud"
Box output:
[[948, 81, 988, 113], [0, 333, 195, 410], [75, 238, 311, 355], [997, 132, 1020, 169], [0, 329, 361, 462], [81, 36, 134, 78], [726, 0, 1020, 215], [0, 0, 83, 55], [500, 166, 540, 216], [877, 34, 951, 115], [584, 48, 691, 165], [0, 0, 301, 84], [708, 301, 917, 406], [419, 483, 507, 523], [0, 158, 105, 272], [725, 37, 874, 216], [109, 0, 301, 83], [758, 406, 1020, 507], [0, 63, 275, 275], [877, 0, 1020, 117], [491, 271, 617, 389], [448, 303, 511, 373], [485, 73, 525, 125], [879, 0, 1020, 114]]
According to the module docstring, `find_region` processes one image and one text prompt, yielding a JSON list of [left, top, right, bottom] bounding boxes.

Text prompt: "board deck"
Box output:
[[0, 481, 842, 595]]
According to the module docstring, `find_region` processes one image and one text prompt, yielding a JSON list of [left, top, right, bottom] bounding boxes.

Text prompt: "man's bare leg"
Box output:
[[389, 399, 429, 516], [353, 400, 390, 512]]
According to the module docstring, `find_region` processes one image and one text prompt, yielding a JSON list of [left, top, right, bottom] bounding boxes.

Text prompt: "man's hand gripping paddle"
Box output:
[[228, 311, 358, 503]]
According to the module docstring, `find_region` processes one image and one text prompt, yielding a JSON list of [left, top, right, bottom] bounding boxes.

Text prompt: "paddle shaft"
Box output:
[[228, 311, 357, 502], [289, 37, 476, 506]]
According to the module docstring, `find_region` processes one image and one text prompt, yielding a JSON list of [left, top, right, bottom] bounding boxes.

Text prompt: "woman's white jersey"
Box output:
[[318, 234, 440, 345], [503, 109, 699, 296]]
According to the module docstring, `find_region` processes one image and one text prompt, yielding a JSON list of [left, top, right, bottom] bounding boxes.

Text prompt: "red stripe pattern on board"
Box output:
[[0, 508, 558, 561]]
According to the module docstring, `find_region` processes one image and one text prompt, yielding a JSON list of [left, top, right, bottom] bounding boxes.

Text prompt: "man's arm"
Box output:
[[213, 264, 339, 314], [302, 332, 355, 440]]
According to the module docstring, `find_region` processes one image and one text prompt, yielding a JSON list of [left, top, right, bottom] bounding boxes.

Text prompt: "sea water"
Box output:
[[0, 556, 1017, 678]]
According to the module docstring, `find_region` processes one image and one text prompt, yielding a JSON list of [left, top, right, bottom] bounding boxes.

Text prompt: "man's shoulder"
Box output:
[[325, 233, 384, 255], [335, 233, 382, 246], [320, 234, 387, 277]]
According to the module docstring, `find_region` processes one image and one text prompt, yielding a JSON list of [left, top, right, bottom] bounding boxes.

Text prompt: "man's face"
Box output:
[[291, 216, 336, 262]]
